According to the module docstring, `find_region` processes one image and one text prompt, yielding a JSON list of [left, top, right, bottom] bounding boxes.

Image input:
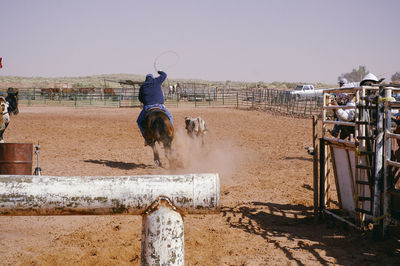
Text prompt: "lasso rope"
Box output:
[[153, 50, 180, 72]]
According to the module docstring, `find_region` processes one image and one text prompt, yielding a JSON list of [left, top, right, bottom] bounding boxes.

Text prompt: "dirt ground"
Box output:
[[0, 106, 399, 265]]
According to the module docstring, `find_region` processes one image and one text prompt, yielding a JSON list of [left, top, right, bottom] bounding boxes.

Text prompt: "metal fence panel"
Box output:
[[16, 88, 322, 117]]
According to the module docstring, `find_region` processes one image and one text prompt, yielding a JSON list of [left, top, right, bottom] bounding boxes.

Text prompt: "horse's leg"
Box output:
[[164, 144, 171, 160], [151, 143, 162, 167]]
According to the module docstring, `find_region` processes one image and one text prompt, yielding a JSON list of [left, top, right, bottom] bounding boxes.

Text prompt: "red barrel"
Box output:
[[0, 143, 33, 175]]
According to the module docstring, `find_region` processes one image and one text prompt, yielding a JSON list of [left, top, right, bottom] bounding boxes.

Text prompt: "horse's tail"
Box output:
[[153, 116, 174, 147], [153, 117, 164, 140]]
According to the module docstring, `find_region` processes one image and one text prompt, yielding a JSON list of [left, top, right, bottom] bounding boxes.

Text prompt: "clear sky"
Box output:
[[0, 0, 399, 84]]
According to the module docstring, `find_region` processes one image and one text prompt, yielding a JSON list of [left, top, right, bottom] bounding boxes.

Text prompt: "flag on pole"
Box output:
[[0, 57, 2, 68]]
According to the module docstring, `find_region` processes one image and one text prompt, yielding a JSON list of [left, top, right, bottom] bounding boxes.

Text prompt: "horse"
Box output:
[[0, 88, 19, 143], [143, 108, 174, 167]]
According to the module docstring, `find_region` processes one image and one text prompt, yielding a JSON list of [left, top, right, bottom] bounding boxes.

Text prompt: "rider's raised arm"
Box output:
[[155, 71, 167, 84]]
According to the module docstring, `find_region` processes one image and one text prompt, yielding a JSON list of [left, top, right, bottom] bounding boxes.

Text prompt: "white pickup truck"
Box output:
[[289, 85, 324, 99]]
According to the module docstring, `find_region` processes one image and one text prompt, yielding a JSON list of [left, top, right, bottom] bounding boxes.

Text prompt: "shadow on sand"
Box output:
[[83, 159, 154, 170], [284, 156, 313, 162], [221, 201, 399, 265]]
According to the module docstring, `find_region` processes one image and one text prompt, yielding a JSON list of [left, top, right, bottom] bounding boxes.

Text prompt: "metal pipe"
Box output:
[[323, 137, 355, 146], [372, 88, 384, 226], [323, 105, 356, 110], [0, 174, 220, 215], [383, 88, 393, 237], [141, 197, 184, 266], [322, 120, 356, 126], [385, 130, 400, 141], [387, 159, 400, 168], [324, 209, 360, 230]]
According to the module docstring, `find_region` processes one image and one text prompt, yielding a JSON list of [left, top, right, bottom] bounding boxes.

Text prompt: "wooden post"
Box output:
[[313, 116, 319, 220], [319, 138, 325, 219]]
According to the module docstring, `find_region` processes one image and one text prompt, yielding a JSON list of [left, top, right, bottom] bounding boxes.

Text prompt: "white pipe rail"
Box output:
[[0, 174, 220, 215], [0, 173, 220, 266]]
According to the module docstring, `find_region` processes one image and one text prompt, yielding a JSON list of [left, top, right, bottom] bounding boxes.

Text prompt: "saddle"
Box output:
[[145, 106, 167, 118]]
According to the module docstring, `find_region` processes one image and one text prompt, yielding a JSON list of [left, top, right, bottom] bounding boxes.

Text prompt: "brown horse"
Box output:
[[143, 109, 174, 167]]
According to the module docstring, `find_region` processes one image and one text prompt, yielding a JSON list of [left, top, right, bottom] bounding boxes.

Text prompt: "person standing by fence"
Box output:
[[329, 78, 348, 138]]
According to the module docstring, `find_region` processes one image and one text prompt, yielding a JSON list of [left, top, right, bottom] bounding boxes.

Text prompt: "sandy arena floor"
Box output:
[[0, 106, 399, 265]]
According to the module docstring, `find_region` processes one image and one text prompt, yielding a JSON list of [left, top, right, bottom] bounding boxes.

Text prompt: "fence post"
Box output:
[[194, 88, 197, 108], [141, 197, 184, 265], [304, 99, 308, 116], [312, 116, 319, 220], [118, 88, 122, 107], [27, 91, 31, 106], [236, 91, 239, 108], [319, 138, 325, 219]]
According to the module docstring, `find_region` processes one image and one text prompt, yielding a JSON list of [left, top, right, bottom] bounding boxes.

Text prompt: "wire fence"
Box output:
[[15, 87, 323, 117]]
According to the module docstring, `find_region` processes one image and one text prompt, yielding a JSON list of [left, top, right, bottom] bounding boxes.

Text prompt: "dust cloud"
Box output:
[[167, 129, 244, 184]]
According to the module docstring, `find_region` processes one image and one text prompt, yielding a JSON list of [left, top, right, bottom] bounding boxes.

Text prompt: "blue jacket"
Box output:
[[139, 71, 167, 106]]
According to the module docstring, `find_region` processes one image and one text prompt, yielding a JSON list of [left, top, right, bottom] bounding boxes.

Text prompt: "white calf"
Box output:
[[184, 116, 207, 145]]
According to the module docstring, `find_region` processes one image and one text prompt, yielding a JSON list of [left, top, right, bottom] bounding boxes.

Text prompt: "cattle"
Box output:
[[184, 116, 207, 145], [78, 88, 96, 99], [103, 88, 115, 99], [0, 97, 9, 132], [0, 88, 19, 143], [40, 88, 62, 100], [62, 88, 77, 99], [79, 88, 96, 94]]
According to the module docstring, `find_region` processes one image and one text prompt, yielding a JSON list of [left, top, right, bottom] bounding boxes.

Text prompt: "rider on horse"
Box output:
[[137, 70, 174, 145]]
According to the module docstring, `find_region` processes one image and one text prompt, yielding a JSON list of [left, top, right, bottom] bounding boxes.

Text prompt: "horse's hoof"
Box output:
[[154, 160, 162, 167]]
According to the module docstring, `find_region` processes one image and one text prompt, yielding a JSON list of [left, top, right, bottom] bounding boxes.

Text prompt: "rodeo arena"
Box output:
[[0, 71, 400, 264]]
